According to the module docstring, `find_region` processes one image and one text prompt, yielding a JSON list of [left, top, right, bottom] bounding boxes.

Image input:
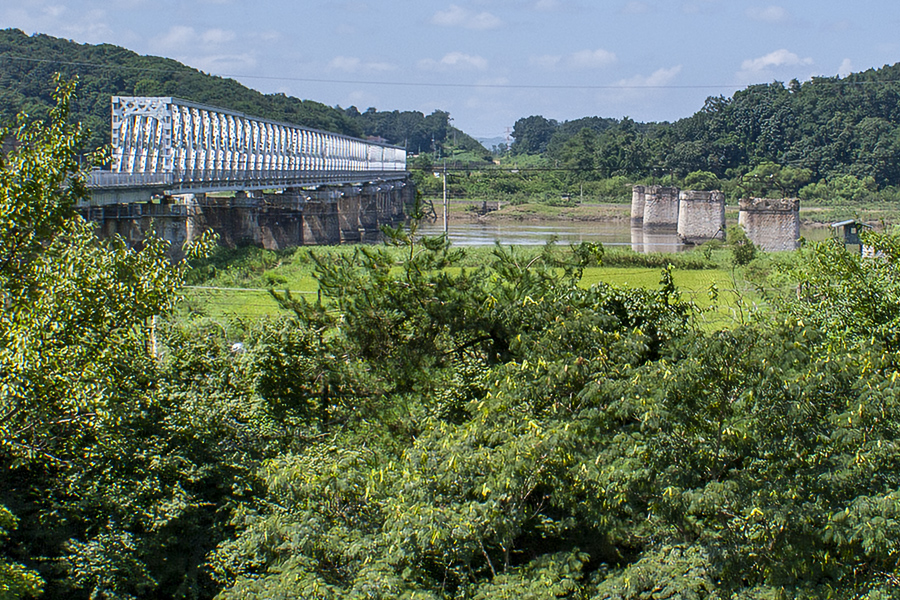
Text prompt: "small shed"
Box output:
[[830, 220, 872, 255]]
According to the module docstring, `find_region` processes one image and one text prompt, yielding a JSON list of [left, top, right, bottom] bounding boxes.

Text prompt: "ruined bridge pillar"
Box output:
[[677, 190, 725, 244], [631, 185, 646, 224], [642, 186, 680, 229], [738, 197, 800, 252]]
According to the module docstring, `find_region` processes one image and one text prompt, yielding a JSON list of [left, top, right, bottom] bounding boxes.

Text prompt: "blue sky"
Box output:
[[3, 1, 900, 141]]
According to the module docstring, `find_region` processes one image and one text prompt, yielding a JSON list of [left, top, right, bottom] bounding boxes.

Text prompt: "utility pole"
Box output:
[[443, 161, 448, 234]]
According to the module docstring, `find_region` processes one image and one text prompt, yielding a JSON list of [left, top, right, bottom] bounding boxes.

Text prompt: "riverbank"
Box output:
[[436, 201, 631, 224]]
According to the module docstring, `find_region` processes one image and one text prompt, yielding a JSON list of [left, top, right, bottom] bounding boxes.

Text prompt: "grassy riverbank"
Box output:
[[182, 242, 776, 327], [438, 201, 632, 223], [432, 198, 900, 228], [181, 200, 899, 323]]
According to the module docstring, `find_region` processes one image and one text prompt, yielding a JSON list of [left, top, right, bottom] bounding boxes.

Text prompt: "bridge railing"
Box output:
[[165, 168, 408, 192], [88, 171, 173, 188]]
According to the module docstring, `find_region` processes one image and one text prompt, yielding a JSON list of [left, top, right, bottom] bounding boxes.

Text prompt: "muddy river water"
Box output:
[[416, 220, 832, 251]]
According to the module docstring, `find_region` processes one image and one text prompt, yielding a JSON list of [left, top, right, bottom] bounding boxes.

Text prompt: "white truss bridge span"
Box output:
[[87, 96, 408, 203]]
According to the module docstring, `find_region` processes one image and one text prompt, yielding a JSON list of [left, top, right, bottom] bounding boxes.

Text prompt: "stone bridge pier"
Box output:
[[677, 190, 726, 244], [631, 184, 801, 252], [642, 186, 680, 229], [738, 197, 800, 252], [79, 178, 415, 254]]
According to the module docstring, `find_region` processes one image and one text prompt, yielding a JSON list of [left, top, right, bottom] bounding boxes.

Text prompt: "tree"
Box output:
[[726, 224, 757, 266], [557, 127, 601, 179], [210, 234, 692, 598], [0, 506, 43, 600], [0, 78, 242, 600], [683, 170, 720, 191], [511, 115, 558, 155], [738, 161, 811, 197]]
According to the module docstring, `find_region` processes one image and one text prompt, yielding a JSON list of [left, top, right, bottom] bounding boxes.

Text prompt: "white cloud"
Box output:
[[838, 58, 854, 77], [42, 5, 66, 18], [569, 48, 617, 69], [191, 53, 257, 74], [747, 5, 790, 24], [1, 4, 120, 44], [367, 61, 395, 72], [328, 56, 397, 73], [617, 65, 683, 87], [741, 49, 812, 72], [201, 29, 235, 45], [431, 5, 502, 30], [153, 25, 196, 52], [152, 26, 240, 54], [441, 51, 489, 70], [418, 52, 489, 71], [530, 49, 617, 70], [329, 56, 362, 72]]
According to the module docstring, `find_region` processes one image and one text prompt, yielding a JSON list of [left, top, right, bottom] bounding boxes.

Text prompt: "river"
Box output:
[[415, 220, 832, 251]]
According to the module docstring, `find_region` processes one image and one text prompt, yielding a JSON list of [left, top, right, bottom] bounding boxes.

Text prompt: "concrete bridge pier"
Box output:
[[677, 190, 726, 244], [194, 191, 268, 248], [642, 186, 680, 229], [738, 197, 800, 252], [359, 186, 381, 243], [338, 185, 362, 243], [82, 198, 197, 254], [377, 186, 392, 227], [79, 177, 416, 253], [399, 181, 416, 223], [301, 189, 342, 245], [258, 191, 303, 249], [631, 185, 646, 224]]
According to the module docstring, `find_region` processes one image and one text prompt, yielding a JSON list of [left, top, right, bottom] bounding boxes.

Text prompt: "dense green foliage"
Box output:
[[503, 68, 900, 202], [9, 79, 900, 599], [0, 29, 481, 157]]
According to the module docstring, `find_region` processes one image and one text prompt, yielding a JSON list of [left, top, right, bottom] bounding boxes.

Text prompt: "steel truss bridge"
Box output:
[[87, 96, 408, 204]]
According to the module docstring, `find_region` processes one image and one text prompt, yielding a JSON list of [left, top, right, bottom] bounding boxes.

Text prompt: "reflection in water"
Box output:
[[417, 220, 687, 252], [416, 220, 829, 252], [630, 226, 644, 253], [643, 228, 683, 254], [630, 226, 688, 254]]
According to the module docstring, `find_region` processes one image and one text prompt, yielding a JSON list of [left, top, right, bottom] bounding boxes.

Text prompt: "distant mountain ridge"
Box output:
[[0, 28, 484, 155], [508, 64, 900, 191]]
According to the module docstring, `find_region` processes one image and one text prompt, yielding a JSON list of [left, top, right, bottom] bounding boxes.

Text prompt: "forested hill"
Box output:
[[0, 28, 483, 154], [7, 28, 900, 196], [512, 64, 900, 197]]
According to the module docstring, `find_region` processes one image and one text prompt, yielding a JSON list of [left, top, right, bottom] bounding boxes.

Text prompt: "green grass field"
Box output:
[[182, 244, 773, 329], [583, 266, 770, 328]]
